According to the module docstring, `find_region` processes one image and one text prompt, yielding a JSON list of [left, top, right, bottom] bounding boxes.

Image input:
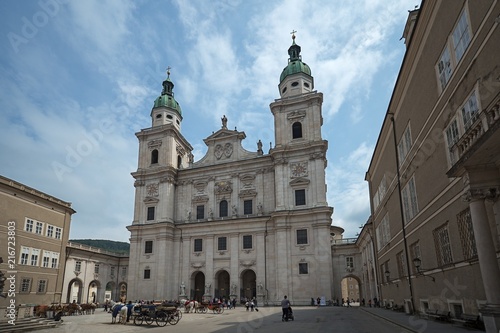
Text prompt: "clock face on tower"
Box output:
[[290, 162, 308, 178]]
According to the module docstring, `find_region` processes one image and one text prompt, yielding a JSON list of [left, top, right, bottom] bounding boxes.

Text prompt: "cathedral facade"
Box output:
[[127, 36, 334, 305]]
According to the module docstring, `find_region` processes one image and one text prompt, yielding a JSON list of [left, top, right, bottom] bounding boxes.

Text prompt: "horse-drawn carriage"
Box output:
[[182, 300, 224, 314], [132, 303, 181, 327]]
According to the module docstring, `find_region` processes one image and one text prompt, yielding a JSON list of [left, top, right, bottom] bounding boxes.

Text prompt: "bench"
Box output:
[[425, 309, 450, 322], [451, 314, 482, 329]]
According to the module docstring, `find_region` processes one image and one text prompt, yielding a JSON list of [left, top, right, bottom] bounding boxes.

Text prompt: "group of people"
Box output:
[[243, 297, 257, 311]]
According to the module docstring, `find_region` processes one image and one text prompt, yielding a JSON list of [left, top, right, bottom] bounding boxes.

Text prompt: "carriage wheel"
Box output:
[[195, 306, 203, 314], [168, 311, 180, 325], [133, 315, 143, 326], [201, 306, 207, 314], [219, 306, 224, 314], [213, 307, 222, 314], [156, 311, 168, 327], [176, 309, 183, 320], [145, 314, 154, 325]]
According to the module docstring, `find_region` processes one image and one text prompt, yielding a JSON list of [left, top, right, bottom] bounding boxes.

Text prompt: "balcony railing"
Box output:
[[332, 238, 357, 245], [450, 98, 500, 164]]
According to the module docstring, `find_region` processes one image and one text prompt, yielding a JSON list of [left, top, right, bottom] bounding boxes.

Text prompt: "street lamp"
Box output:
[[413, 257, 435, 282]]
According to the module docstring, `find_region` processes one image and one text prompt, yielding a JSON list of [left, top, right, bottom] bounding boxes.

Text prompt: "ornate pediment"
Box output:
[[193, 180, 208, 193], [144, 197, 159, 204], [215, 181, 232, 194], [289, 177, 310, 187], [148, 139, 162, 149], [239, 189, 257, 198], [240, 174, 255, 188], [240, 260, 255, 267], [287, 110, 306, 122], [192, 195, 209, 203], [191, 262, 205, 269]]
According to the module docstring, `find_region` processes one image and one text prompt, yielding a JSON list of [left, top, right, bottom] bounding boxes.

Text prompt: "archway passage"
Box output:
[[192, 271, 205, 302], [67, 278, 83, 304], [105, 281, 115, 302], [215, 270, 230, 300], [87, 281, 99, 303], [341, 276, 361, 306], [241, 270, 256, 301]]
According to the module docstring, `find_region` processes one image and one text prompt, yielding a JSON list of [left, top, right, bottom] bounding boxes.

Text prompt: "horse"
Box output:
[[181, 299, 199, 313]]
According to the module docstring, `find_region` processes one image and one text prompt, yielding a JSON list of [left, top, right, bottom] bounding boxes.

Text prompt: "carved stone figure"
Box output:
[[221, 115, 228, 129], [180, 281, 186, 295]]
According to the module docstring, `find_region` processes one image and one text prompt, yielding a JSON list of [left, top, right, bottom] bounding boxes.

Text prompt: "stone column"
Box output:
[[464, 188, 500, 333]]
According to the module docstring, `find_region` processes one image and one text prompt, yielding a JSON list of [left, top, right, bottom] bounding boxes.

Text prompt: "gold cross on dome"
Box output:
[[166, 66, 171, 77], [290, 30, 297, 39]]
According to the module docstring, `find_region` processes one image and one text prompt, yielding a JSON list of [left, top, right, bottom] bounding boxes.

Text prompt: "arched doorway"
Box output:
[[119, 282, 127, 302], [67, 278, 83, 303], [341, 276, 361, 306], [87, 280, 99, 303], [105, 281, 115, 302], [215, 270, 230, 300], [240, 270, 256, 301], [191, 271, 205, 302]]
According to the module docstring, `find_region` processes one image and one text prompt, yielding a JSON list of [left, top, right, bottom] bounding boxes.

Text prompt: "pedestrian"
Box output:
[[281, 295, 290, 321], [317, 297, 320, 306], [368, 299, 372, 307]]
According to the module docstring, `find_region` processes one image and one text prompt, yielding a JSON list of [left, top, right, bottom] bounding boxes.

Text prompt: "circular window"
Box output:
[[156, 114, 162, 119], [291, 82, 299, 87], [167, 115, 173, 119], [176, 120, 180, 125], [282, 87, 287, 93], [304, 82, 310, 88]]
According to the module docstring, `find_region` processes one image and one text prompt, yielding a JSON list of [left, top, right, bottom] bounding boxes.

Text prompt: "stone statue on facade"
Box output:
[[205, 283, 211, 294], [180, 281, 186, 295], [221, 115, 228, 129], [231, 283, 237, 295]]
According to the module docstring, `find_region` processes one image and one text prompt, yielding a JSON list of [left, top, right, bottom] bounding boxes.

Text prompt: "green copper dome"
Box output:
[[152, 74, 182, 116], [279, 35, 311, 83]]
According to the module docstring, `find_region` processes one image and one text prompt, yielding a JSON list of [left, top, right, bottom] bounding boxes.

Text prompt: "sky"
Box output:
[[0, 0, 419, 242]]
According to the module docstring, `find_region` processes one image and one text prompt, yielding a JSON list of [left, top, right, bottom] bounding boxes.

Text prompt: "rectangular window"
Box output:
[[243, 235, 253, 249], [30, 248, 39, 266], [243, 200, 253, 215], [397, 251, 407, 278], [433, 224, 453, 266], [402, 176, 419, 223], [410, 242, 421, 273], [218, 237, 227, 251], [375, 213, 390, 251], [144, 269, 151, 279], [42, 251, 50, 268], [196, 205, 205, 219], [381, 261, 390, 283], [461, 90, 479, 130], [20, 247, 29, 265], [75, 261, 82, 272], [346, 256, 354, 268], [147, 206, 155, 221], [51, 253, 59, 269], [94, 264, 100, 274], [21, 278, 31, 293], [295, 189, 306, 206], [397, 124, 412, 163], [55, 227, 62, 239], [452, 10, 471, 62], [35, 221, 43, 235], [194, 238, 203, 252], [457, 208, 477, 260], [37, 280, 47, 293], [111, 266, 115, 276], [25, 218, 34, 232], [145, 240, 153, 254], [121, 267, 127, 277], [437, 46, 452, 90], [445, 118, 459, 163], [296, 229, 308, 245], [299, 263, 309, 274], [46, 225, 54, 238]]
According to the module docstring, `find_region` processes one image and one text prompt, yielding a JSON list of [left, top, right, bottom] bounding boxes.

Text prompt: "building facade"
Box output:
[[61, 242, 129, 304], [365, 1, 500, 331], [0, 175, 75, 306], [127, 35, 335, 305]]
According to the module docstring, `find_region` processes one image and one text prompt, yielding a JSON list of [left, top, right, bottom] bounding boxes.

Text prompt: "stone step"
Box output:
[[0, 317, 61, 333]]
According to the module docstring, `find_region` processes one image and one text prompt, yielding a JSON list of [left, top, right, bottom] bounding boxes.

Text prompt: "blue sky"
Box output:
[[0, 0, 418, 242]]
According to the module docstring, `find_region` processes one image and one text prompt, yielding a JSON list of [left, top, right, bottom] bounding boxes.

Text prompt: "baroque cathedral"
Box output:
[[127, 35, 335, 305]]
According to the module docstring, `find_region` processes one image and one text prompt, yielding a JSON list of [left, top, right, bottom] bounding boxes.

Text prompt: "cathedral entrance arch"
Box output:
[[105, 281, 115, 302], [191, 271, 205, 302], [87, 280, 100, 303], [215, 270, 230, 300], [341, 275, 362, 305], [240, 269, 256, 301], [67, 278, 83, 304]]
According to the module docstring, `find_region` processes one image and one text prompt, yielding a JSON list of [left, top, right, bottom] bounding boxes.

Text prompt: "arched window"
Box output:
[[151, 149, 159, 164], [219, 200, 228, 217], [292, 122, 303, 139]]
